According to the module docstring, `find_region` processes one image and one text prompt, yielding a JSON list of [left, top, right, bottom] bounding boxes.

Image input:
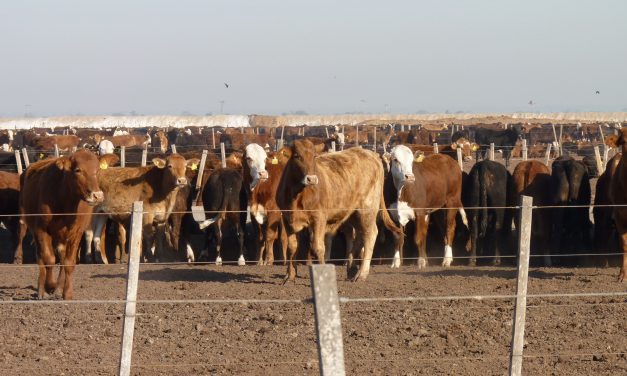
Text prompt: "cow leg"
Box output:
[[60, 238, 80, 300], [391, 225, 405, 268], [280, 220, 288, 266], [264, 222, 279, 266], [10, 217, 26, 264], [83, 219, 95, 264], [442, 208, 458, 267], [213, 219, 224, 266], [283, 231, 299, 284], [236, 221, 246, 266], [310, 220, 327, 264], [90, 216, 107, 264], [352, 215, 378, 282], [34, 231, 55, 298], [415, 212, 429, 269], [116, 223, 127, 264], [619, 230, 627, 282], [256, 223, 266, 266]]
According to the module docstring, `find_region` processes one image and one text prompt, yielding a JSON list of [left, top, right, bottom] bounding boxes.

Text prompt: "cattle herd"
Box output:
[[0, 121, 626, 300]]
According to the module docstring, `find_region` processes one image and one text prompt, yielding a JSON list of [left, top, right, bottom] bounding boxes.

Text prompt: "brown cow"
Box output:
[[21, 150, 104, 300], [604, 131, 627, 281], [593, 153, 622, 268], [512, 160, 552, 266], [387, 145, 467, 268], [98, 134, 151, 148], [405, 139, 479, 161], [32, 135, 80, 151], [0, 171, 25, 263], [84, 154, 199, 264], [276, 140, 401, 282], [242, 144, 289, 265]]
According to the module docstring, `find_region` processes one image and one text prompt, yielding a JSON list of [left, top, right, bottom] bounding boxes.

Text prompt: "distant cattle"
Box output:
[[474, 127, 522, 167], [604, 131, 627, 281], [386, 145, 466, 268], [21, 150, 104, 300], [32, 135, 80, 151], [277, 140, 401, 282], [513, 160, 552, 266], [465, 160, 514, 266], [549, 157, 592, 266]]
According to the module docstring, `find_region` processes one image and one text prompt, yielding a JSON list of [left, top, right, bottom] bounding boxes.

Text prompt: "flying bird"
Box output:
[[224, 83, 229, 88], [528, 100, 534, 105], [595, 90, 600, 94]]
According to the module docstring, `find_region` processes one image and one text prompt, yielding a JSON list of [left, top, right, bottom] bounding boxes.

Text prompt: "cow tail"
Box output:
[[379, 193, 403, 236]]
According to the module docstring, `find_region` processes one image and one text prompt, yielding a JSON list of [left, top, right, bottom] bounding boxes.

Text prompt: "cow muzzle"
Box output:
[[404, 173, 415, 183], [177, 177, 188, 186], [85, 191, 104, 205], [302, 174, 319, 186], [259, 170, 269, 181]]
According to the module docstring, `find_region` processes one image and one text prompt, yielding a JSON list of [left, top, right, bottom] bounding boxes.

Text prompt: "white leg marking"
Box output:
[[150, 245, 156, 256], [237, 255, 246, 266], [459, 208, 468, 228], [215, 256, 223, 266], [391, 250, 401, 268], [442, 245, 453, 267], [186, 243, 195, 263], [198, 215, 220, 230], [418, 257, 427, 269]]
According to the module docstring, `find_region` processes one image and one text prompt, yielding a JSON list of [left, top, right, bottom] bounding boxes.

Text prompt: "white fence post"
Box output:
[[456, 147, 463, 171], [196, 150, 208, 190], [120, 146, 126, 168], [544, 143, 552, 166], [310, 265, 346, 376], [141, 144, 148, 167], [355, 125, 359, 147], [509, 195, 532, 376], [331, 141, 336, 152], [220, 142, 226, 168], [212, 128, 216, 149], [21, 148, 30, 168], [373, 126, 377, 152], [433, 143, 439, 154], [119, 201, 144, 376], [15, 150, 23, 175], [522, 139, 528, 161], [171, 144, 177, 154], [489, 143, 495, 161], [594, 146, 603, 175], [54, 144, 59, 158], [558, 123, 564, 156]]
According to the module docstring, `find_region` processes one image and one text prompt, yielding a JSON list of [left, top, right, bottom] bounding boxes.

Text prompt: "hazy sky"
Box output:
[[2, 0, 626, 117]]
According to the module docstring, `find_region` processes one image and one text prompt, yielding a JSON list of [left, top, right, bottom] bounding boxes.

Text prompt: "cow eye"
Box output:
[[74, 168, 81, 173], [168, 165, 173, 169]]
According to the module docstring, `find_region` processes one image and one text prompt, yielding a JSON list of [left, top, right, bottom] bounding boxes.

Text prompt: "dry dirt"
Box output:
[[0, 263, 626, 376]]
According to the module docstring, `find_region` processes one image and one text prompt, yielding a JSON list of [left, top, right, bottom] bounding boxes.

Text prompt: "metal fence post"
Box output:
[[521, 139, 528, 161], [489, 143, 495, 161], [15, 150, 23, 175], [171, 144, 177, 154], [355, 125, 359, 147], [141, 144, 148, 167], [121, 146, 126, 168], [509, 195, 532, 376], [544, 143, 552, 166], [119, 201, 144, 376], [54, 144, 59, 158], [310, 265, 346, 376], [433, 143, 439, 154], [212, 128, 216, 149], [373, 126, 377, 152], [594, 146, 603, 175], [196, 150, 208, 189], [220, 142, 226, 168]]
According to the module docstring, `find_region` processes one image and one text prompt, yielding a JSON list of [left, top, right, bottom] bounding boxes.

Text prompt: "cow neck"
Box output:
[[55, 168, 86, 214]]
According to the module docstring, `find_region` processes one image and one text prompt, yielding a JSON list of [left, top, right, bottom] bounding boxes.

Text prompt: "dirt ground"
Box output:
[[0, 263, 626, 376]]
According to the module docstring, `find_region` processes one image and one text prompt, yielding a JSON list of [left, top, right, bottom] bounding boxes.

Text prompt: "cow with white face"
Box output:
[[98, 140, 115, 155], [387, 144, 466, 269], [244, 143, 269, 191]]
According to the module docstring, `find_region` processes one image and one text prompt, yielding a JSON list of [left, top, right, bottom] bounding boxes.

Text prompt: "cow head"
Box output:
[[56, 149, 104, 205], [152, 131, 168, 153], [605, 133, 622, 151], [450, 137, 479, 161], [244, 143, 269, 190], [152, 154, 199, 188], [98, 140, 115, 155], [389, 145, 416, 188], [288, 139, 325, 186]]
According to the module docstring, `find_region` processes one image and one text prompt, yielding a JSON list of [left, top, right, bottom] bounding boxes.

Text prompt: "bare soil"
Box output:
[[1, 263, 626, 376]]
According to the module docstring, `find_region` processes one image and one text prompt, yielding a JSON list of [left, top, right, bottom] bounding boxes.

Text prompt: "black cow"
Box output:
[[451, 129, 470, 143], [474, 127, 522, 167], [464, 160, 514, 266], [198, 168, 248, 265], [550, 157, 592, 266]]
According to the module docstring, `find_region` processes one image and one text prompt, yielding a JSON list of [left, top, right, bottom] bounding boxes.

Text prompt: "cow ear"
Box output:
[[605, 134, 621, 148], [55, 157, 71, 171], [99, 154, 119, 168], [186, 158, 200, 170], [152, 158, 166, 169]]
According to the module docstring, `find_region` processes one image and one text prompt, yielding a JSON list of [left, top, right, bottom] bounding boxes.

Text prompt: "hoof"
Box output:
[[442, 257, 453, 267], [83, 253, 93, 264], [237, 256, 246, 266], [417, 257, 427, 269], [215, 256, 223, 266]]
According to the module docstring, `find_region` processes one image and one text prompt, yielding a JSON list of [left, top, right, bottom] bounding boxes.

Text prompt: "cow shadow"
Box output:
[[395, 267, 576, 280], [91, 268, 270, 284]]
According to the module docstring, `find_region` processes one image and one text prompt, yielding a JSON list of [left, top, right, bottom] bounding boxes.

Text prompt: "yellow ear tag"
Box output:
[[271, 156, 278, 165], [99, 162, 108, 170], [471, 145, 479, 151], [39, 153, 44, 159], [415, 154, 425, 163], [190, 163, 198, 171]]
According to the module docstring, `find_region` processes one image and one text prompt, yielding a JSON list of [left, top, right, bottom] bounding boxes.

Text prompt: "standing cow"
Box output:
[[21, 150, 104, 300], [276, 140, 401, 282], [604, 131, 627, 281]]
